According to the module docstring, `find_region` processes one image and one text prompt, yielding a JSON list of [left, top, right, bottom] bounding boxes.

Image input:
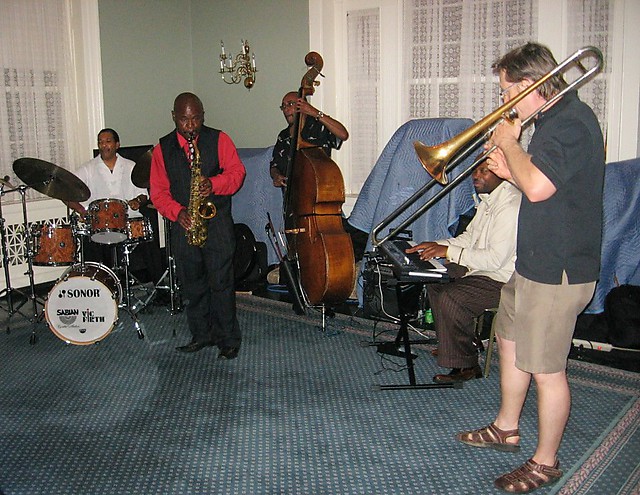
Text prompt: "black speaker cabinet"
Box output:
[[362, 256, 423, 322]]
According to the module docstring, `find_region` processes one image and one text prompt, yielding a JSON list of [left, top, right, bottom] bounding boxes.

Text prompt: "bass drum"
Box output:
[[45, 262, 123, 345]]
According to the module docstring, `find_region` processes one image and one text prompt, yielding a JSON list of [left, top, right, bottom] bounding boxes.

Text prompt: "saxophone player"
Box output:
[[150, 92, 246, 358]]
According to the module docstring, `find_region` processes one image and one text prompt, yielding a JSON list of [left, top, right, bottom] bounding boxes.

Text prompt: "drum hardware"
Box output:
[[142, 216, 182, 318], [117, 240, 153, 316], [0, 179, 29, 323], [0, 179, 46, 340]]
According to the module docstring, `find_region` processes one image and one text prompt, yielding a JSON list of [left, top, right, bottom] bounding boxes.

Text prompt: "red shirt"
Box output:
[[150, 130, 246, 222]]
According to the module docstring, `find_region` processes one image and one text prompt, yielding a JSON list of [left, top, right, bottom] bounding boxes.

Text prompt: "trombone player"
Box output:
[[455, 43, 605, 493]]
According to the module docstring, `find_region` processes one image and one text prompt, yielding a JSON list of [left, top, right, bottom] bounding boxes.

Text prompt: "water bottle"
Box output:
[[424, 308, 434, 330]]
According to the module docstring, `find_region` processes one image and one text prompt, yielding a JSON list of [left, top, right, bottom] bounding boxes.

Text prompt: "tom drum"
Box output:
[[88, 198, 128, 244], [125, 217, 153, 244]]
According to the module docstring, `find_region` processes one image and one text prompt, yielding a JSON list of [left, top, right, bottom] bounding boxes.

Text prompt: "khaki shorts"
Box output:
[[493, 271, 595, 374]]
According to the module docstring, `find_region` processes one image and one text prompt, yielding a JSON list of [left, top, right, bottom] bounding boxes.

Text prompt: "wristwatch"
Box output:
[[316, 111, 325, 120]]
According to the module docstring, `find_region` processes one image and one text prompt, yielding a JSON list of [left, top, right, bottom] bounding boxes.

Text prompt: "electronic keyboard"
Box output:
[[377, 239, 447, 282]]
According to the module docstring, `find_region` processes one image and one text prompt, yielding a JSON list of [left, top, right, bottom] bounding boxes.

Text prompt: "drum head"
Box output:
[[45, 268, 119, 345]]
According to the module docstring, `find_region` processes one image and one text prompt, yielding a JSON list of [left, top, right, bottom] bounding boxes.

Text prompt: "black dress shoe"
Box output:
[[433, 366, 482, 383], [176, 340, 215, 353], [218, 346, 240, 360]]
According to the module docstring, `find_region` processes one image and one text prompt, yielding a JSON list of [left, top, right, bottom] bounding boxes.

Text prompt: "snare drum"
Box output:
[[88, 198, 128, 244], [125, 217, 153, 243], [31, 223, 77, 266], [45, 262, 122, 345]]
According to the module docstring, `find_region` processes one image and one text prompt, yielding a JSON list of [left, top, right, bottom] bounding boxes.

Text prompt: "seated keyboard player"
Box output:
[[406, 163, 521, 383]]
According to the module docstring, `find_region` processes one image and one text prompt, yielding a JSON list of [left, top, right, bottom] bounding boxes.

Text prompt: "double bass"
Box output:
[[282, 52, 355, 306]]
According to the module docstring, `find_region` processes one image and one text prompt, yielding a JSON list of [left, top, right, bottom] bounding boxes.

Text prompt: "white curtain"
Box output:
[[401, 0, 614, 152], [346, 8, 381, 192], [0, 0, 80, 203], [567, 0, 614, 148], [403, 0, 538, 122]]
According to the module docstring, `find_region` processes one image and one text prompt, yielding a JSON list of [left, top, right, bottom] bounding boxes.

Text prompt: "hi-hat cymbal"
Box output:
[[13, 157, 90, 202], [132, 149, 152, 189]]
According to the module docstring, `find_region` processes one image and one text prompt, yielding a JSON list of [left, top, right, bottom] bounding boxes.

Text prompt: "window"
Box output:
[[312, 0, 639, 197], [0, 0, 102, 287], [0, 0, 102, 204]]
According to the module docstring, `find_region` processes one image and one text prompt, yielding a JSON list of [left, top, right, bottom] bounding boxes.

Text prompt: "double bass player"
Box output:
[[269, 91, 348, 188]]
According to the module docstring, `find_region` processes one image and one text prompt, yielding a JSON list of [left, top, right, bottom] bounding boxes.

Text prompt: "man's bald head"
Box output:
[[172, 92, 205, 139]]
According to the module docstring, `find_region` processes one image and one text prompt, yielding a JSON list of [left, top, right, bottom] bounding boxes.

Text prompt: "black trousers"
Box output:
[[171, 212, 240, 348]]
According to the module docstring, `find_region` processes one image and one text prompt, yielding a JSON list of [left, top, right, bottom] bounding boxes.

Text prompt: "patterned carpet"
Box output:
[[0, 294, 638, 495]]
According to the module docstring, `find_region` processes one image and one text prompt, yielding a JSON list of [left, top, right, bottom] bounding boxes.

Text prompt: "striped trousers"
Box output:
[[426, 275, 504, 369]]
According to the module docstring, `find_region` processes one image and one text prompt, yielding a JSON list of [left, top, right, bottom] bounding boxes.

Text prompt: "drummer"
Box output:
[[66, 128, 148, 218], [65, 128, 154, 273]]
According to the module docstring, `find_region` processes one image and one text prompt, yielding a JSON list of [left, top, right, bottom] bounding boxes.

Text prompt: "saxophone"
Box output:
[[186, 134, 217, 247]]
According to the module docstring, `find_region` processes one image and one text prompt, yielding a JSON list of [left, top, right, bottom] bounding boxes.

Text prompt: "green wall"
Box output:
[[99, 0, 309, 149]]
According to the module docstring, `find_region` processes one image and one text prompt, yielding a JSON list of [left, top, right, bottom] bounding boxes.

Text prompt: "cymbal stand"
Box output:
[[117, 241, 145, 340], [143, 217, 182, 316], [0, 183, 45, 339], [0, 182, 25, 328]]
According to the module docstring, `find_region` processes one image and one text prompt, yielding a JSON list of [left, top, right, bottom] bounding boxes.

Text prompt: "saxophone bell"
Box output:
[[198, 200, 216, 219]]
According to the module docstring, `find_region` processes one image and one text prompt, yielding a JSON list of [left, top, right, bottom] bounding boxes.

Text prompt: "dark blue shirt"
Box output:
[[517, 90, 605, 284]]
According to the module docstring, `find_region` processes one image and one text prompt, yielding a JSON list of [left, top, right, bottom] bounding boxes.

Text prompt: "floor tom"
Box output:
[[31, 223, 77, 266]]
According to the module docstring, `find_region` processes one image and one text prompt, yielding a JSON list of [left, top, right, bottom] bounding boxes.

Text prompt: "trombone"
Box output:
[[372, 46, 603, 247]]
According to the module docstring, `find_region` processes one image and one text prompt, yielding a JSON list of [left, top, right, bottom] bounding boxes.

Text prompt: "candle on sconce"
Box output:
[[220, 58, 224, 71], [220, 41, 225, 56], [252, 54, 256, 70], [227, 55, 233, 68]]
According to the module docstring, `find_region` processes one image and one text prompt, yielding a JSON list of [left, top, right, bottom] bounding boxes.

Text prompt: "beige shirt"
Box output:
[[437, 181, 521, 283]]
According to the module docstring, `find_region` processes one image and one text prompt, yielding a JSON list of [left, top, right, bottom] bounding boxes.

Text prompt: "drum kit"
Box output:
[[0, 155, 181, 346]]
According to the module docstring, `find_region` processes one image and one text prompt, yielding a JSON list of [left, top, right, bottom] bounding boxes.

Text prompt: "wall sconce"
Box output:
[[219, 39, 257, 89]]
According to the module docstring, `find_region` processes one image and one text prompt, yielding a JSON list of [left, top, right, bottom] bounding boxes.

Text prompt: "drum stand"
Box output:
[[0, 183, 45, 340], [142, 217, 182, 316], [115, 242, 146, 340]]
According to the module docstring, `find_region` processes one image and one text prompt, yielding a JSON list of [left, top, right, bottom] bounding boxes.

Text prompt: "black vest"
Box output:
[[159, 126, 230, 214]]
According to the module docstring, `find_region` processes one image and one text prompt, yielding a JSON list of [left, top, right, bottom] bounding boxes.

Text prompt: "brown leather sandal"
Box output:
[[455, 423, 520, 452], [494, 458, 562, 493]]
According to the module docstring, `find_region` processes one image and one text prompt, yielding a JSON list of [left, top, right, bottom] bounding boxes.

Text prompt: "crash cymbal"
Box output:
[[131, 149, 152, 189], [13, 157, 90, 202]]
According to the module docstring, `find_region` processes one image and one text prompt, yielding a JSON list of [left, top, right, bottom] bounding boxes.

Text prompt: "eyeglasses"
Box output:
[[279, 101, 296, 111], [499, 82, 520, 102]]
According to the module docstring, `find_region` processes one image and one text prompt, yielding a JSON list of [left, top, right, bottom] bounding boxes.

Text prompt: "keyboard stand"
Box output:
[[375, 279, 463, 391]]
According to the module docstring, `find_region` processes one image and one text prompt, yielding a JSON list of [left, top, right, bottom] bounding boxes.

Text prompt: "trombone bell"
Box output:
[[414, 140, 452, 185], [413, 46, 603, 188]]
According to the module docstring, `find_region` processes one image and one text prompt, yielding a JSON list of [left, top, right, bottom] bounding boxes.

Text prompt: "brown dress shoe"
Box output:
[[433, 366, 482, 383]]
